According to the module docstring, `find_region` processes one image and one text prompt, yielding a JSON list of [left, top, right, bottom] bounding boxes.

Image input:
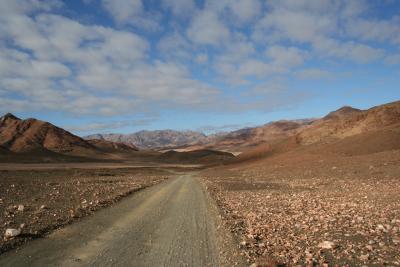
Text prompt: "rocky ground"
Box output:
[[0, 167, 171, 253], [202, 150, 400, 266]]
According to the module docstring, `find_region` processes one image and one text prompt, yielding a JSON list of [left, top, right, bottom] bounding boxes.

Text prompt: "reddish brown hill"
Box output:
[[0, 114, 143, 162], [323, 106, 362, 120], [0, 113, 96, 155], [296, 101, 400, 145], [305, 126, 400, 156], [233, 100, 400, 165], [190, 119, 314, 153]]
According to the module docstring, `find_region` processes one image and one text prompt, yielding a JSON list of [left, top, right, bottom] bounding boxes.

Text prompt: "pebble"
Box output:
[[359, 254, 369, 261]]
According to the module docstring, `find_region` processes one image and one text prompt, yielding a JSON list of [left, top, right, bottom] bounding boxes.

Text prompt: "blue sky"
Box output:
[[0, 0, 399, 135]]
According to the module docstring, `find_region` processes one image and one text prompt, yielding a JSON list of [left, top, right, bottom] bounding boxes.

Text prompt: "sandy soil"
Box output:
[[0, 167, 172, 253], [202, 150, 400, 266]]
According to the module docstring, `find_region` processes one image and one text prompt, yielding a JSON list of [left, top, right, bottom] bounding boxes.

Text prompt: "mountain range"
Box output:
[[0, 113, 233, 164], [85, 100, 400, 155], [85, 130, 208, 150], [1, 100, 399, 163]]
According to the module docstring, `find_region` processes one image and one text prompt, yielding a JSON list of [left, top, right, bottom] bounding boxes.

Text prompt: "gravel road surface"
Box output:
[[0, 174, 221, 266]]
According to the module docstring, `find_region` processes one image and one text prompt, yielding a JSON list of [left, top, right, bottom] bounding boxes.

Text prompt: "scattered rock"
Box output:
[[359, 254, 369, 261], [4, 228, 21, 239], [377, 224, 385, 231], [0, 169, 170, 253], [318, 241, 336, 249], [202, 149, 400, 266]]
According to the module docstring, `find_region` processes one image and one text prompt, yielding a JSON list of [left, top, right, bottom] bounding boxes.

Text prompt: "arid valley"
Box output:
[[0, 100, 399, 266], [1, 1, 400, 266]]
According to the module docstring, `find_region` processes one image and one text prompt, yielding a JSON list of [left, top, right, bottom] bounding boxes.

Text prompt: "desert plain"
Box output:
[[0, 100, 399, 266]]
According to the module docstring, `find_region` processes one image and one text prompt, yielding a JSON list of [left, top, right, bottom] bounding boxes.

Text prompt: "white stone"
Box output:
[[5, 228, 21, 238], [377, 224, 385, 231], [318, 241, 335, 249]]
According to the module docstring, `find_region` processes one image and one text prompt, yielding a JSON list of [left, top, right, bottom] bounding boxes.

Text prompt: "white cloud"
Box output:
[[0, 0, 63, 15], [346, 17, 400, 44], [313, 38, 385, 63], [30, 60, 71, 78], [157, 32, 192, 60], [266, 45, 308, 67], [256, 9, 337, 44], [0, 0, 397, 120], [252, 1, 389, 65], [187, 10, 230, 46], [206, 0, 262, 23], [0, 4, 224, 116], [229, 0, 262, 22], [212, 38, 260, 85], [102, 0, 142, 22], [101, 0, 160, 30], [238, 59, 285, 78]]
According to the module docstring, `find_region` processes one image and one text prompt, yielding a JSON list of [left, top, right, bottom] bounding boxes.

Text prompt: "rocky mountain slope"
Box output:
[[233, 100, 400, 162], [87, 139, 138, 153], [0, 113, 138, 161], [202, 119, 315, 152], [82, 100, 400, 155], [296, 100, 400, 145], [85, 119, 315, 152], [85, 130, 207, 150]]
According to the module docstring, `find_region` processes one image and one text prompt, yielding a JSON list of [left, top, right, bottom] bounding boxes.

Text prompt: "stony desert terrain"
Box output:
[[0, 167, 172, 253], [1, 101, 399, 266], [202, 144, 400, 266], [200, 101, 400, 266]]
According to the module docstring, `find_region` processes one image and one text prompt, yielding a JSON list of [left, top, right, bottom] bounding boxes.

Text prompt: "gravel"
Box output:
[[202, 150, 400, 266]]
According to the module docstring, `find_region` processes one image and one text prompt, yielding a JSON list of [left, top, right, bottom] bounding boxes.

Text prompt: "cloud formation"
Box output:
[[0, 0, 399, 133]]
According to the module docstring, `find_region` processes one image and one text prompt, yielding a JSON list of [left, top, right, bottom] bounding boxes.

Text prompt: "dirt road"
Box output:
[[0, 174, 222, 266]]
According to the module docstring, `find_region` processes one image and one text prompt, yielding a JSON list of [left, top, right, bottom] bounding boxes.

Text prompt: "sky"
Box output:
[[0, 0, 399, 136]]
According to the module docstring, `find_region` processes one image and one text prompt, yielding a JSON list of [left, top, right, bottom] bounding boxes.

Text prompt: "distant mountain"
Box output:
[[179, 102, 400, 155], [84, 130, 207, 150], [174, 119, 316, 153], [86, 139, 138, 153], [0, 113, 138, 161]]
